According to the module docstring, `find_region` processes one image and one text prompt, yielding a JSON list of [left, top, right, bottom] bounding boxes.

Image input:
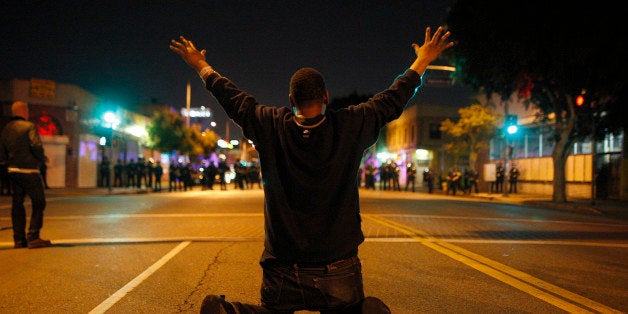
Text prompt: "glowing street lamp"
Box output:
[[505, 114, 518, 135]]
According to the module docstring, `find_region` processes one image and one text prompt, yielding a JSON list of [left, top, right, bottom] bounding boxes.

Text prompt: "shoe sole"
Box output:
[[27, 240, 52, 249]]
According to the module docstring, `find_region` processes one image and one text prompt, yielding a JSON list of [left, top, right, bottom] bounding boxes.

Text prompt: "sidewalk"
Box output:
[[454, 191, 627, 220], [8, 186, 626, 221]]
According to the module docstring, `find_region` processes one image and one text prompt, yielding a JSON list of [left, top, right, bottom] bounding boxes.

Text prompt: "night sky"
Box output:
[[2, 0, 453, 135]]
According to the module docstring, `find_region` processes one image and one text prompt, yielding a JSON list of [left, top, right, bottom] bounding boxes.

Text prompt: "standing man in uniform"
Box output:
[[364, 162, 377, 190], [495, 162, 505, 193], [0, 101, 52, 249], [405, 162, 417, 192], [99, 155, 110, 188], [509, 163, 520, 193], [113, 158, 124, 188]]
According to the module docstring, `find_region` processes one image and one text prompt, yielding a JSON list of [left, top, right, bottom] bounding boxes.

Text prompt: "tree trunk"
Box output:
[[468, 150, 478, 171], [551, 102, 577, 203], [552, 146, 568, 202]]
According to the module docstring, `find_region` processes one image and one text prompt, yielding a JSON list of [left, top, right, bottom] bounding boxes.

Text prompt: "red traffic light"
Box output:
[[575, 95, 584, 106]]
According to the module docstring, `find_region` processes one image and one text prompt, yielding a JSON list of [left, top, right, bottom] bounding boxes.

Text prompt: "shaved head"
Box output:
[[11, 101, 29, 119], [289, 68, 326, 104]]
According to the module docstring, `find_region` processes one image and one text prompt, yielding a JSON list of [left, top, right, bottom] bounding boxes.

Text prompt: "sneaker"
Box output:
[[27, 238, 52, 249], [14, 240, 28, 249], [362, 297, 391, 314], [200, 295, 235, 314]]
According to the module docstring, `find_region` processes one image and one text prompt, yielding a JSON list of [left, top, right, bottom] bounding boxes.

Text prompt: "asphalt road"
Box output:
[[0, 189, 626, 313]]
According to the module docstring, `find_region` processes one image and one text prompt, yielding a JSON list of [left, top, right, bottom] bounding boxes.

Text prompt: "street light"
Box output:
[[505, 114, 519, 135], [103, 111, 119, 194]]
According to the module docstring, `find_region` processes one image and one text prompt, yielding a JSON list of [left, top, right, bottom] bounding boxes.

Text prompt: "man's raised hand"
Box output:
[[170, 36, 209, 71]]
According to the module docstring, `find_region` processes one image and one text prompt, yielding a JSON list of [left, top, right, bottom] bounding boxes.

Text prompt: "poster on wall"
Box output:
[[29, 78, 56, 99], [484, 163, 496, 182], [34, 112, 62, 136]]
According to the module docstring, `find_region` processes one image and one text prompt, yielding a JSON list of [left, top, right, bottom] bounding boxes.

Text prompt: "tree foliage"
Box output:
[[146, 109, 218, 160], [187, 125, 220, 161], [446, 0, 626, 202], [440, 103, 499, 171], [146, 109, 187, 154]]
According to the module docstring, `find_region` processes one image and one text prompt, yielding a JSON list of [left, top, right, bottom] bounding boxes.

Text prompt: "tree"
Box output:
[[146, 109, 189, 154], [446, 0, 626, 202], [187, 124, 219, 162], [440, 103, 499, 171], [146, 109, 220, 162]]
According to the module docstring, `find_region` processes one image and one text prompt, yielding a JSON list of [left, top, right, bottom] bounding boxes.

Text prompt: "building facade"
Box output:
[[488, 99, 625, 200], [0, 78, 156, 188], [369, 70, 475, 187], [379, 83, 626, 200]]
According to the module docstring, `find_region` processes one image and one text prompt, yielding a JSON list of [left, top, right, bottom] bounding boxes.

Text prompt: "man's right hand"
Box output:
[[410, 26, 454, 75], [170, 36, 210, 72]]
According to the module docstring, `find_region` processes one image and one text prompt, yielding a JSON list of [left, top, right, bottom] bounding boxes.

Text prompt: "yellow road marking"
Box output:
[[363, 214, 623, 314]]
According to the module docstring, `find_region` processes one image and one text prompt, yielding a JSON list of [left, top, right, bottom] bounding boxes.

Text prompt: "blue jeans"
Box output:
[[9, 172, 46, 243], [230, 253, 365, 313]]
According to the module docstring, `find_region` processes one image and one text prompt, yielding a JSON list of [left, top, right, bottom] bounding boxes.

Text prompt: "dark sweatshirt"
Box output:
[[0, 117, 45, 170], [204, 69, 422, 264]]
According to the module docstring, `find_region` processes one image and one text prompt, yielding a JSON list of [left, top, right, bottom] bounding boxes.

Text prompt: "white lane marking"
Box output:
[[1, 237, 626, 248], [88, 241, 191, 314], [1, 212, 623, 228], [0, 213, 264, 220]]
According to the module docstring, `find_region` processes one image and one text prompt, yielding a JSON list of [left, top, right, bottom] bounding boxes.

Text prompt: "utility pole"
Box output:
[[503, 102, 510, 197], [186, 80, 191, 127], [591, 108, 596, 205]]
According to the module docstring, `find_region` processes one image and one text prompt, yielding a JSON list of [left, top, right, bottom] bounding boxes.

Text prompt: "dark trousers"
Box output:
[[468, 181, 478, 193], [405, 178, 415, 192], [365, 175, 375, 190], [127, 174, 136, 188], [154, 177, 161, 191], [426, 179, 433, 193], [136, 173, 144, 188], [449, 180, 459, 195], [228, 254, 366, 313], [114, 174, 123, 187], [9, 172, 46, 243], [100, 171, 110, 187], [509, 180, 518, 193]]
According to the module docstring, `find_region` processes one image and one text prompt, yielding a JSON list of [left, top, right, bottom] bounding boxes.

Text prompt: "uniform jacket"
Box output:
[[0, 117, 45, 170]]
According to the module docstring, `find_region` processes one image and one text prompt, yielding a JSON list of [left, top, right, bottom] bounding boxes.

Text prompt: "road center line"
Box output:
[[89, 241, 191, 314], [363, 214, 623, 314]]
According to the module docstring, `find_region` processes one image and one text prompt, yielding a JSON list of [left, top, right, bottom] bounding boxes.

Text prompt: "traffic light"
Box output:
[[576, 95, 584, 107], [505, 114, 518, 135]]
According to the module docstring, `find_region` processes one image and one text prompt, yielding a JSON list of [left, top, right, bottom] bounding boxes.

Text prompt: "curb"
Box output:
[[523, 200, 605, 216]]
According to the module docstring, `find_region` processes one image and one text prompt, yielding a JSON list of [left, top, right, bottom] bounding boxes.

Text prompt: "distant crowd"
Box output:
[[1, 154, 520, 196], [359, 160, 520, 195], [98, 157, 263, 192]]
